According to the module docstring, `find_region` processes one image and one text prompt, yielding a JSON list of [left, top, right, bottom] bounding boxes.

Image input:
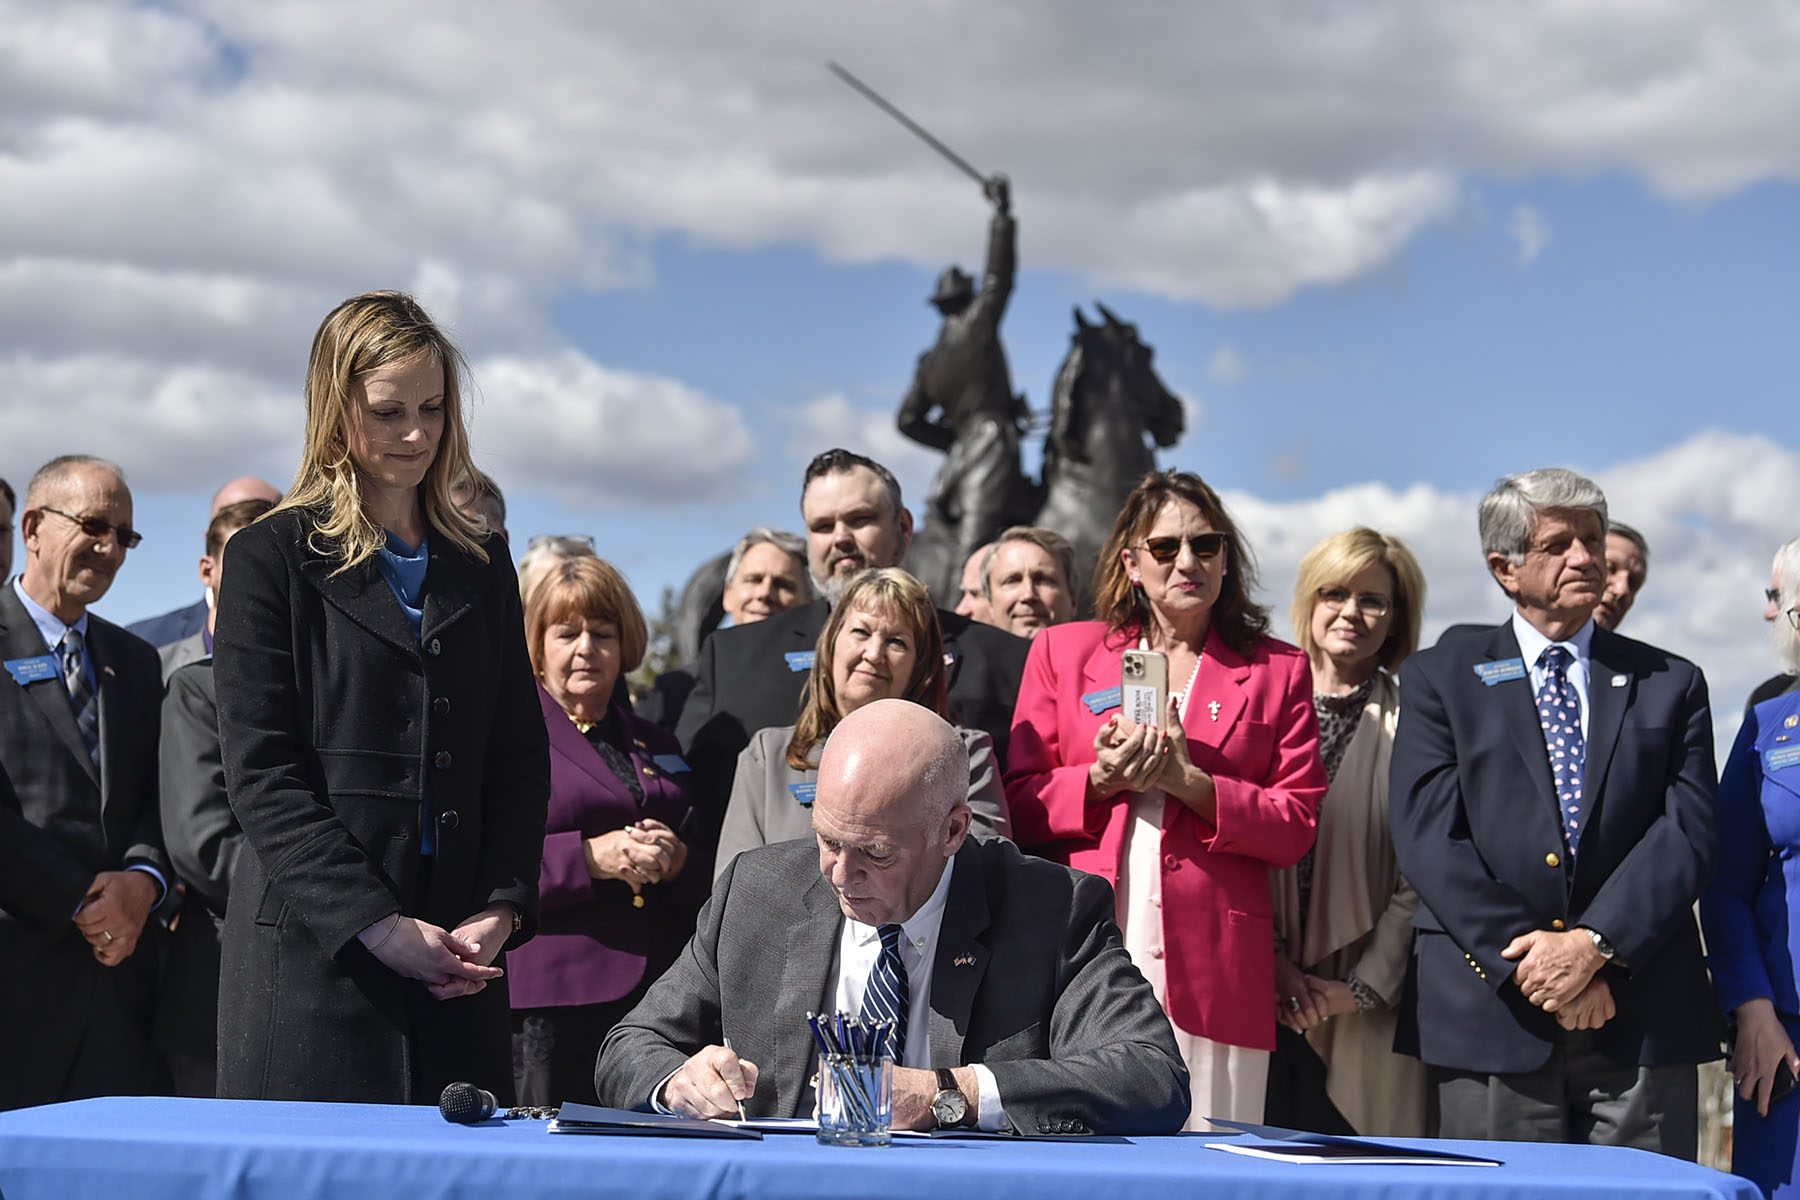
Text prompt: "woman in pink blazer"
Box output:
[[1005, 470, 1325, 1129]]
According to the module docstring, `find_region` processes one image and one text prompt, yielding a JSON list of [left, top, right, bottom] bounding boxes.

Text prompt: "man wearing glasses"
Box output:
[[1390, 467, 1719, 1158], [0, 455, 172, 1109]]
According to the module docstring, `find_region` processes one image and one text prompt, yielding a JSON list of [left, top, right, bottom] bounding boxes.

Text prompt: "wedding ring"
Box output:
[[1287, 996, 1301, 1012], [101, 930, 114, 943]]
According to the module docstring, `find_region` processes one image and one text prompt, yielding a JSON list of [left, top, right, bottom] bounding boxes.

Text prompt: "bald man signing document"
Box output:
[[596, 700, 1187, 1135]]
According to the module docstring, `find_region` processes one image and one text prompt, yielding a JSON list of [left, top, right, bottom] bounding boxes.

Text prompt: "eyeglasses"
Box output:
[[1317, 586, 1392, 619], [1136, 533, 1228, 564], [1787, 607, 1800, 631], [38, 506, 142, 550]]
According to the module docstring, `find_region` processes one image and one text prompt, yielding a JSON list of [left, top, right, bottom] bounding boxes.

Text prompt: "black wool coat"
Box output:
[[212, 507, 549, 1103]]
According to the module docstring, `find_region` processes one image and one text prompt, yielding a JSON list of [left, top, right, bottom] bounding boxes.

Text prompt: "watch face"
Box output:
[[933, 1090, 968, 1127]]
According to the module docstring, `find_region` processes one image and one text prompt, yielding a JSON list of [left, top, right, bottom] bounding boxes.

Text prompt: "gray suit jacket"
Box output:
[[596, 837, 1188, 1135], [713, 723, 1012, 881]]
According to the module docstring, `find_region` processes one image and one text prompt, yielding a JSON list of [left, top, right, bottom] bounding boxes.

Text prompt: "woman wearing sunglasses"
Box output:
[[1005, 470, 1326, 1129], [1265, 528, 1430, 1137], [1701, 588, 1800, 1198]]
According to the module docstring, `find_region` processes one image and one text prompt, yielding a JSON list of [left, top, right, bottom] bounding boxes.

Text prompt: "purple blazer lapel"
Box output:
[[537, 684, 623, 794]]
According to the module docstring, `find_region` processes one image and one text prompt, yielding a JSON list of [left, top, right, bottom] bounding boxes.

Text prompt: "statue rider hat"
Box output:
[[929, 265, 974, 308]]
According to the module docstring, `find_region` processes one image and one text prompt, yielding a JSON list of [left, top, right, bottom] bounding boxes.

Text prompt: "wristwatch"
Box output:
[[1580, 927, 1616, 961], [930, 1068, 970, 1129]]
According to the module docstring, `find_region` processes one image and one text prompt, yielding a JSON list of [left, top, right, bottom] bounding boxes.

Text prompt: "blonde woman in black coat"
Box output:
[[213, 291, 549, 1102]]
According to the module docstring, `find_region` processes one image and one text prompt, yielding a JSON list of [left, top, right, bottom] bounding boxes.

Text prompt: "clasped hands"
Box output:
[[661, 1044, 975, 1131], [586, 818, 688, 893], [1089, 698, 1212, 809], [73, 870, 158, 966], [357, 901, 518, 1001], [1501, 928, 1614, 1031], [1274, 956, 1357, 1032]]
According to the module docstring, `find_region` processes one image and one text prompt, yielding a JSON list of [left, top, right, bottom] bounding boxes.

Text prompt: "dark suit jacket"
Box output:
[[212, 508, 549, 1103], [1389, 620, 1721, 1075], [126, 597, 208, 650], [595, 837, 1189, 1135], [675, 599, 1029, 817], [505, 686, 703, 1010], [152, 657, 238, 1064], [0, 585, 169, 1109], [633, 667, 694, 733]]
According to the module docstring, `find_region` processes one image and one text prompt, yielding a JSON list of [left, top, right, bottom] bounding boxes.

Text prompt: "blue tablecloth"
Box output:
[[0, 1098, 1758, 1200]]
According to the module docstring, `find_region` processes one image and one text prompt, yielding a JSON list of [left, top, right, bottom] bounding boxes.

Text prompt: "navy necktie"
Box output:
[[861, 923, 910, 1064], [61, 629, 100, 768], [1535, 645, 1586, 859]]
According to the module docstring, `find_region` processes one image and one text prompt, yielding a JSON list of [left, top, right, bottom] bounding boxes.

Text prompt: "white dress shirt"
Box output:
[[830, 857, 1005, 1131], [1511, 609, 1595, 741]]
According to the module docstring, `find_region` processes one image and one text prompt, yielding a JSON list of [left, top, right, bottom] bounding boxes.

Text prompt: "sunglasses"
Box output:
[[1317, 586, 1392, 619], [39, 506, 142, 550], [1768, 588, 1783, 606], [1136, 532, 1228, 564]]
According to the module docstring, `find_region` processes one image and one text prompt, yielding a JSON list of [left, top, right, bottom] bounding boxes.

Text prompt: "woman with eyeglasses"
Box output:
[[1264, 528, 1430, 1137], [1701, 591, 1800, 1197], [212, 291, 549, 1103], [1005, 470, 1326, 1129]]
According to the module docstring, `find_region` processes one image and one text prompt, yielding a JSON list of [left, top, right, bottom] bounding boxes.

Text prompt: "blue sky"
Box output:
[[3, 1, 1797, 745]]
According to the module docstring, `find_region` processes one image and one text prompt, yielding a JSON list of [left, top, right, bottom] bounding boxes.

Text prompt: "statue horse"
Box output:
[[1035, 302, 1184, 609]]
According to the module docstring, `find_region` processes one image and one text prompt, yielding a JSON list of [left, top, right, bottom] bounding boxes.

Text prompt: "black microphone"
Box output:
[[439, 1081, 498, 1124]]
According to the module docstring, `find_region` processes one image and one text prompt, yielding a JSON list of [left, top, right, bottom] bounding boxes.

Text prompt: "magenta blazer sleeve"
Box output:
[[1005, 623, 1114, 850]]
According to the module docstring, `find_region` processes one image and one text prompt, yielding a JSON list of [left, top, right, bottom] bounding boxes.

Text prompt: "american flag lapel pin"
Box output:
[[953, 952, 976, 968]]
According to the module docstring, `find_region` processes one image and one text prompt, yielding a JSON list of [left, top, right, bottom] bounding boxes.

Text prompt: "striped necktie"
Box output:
[[61, 629, 100, 768], [860, 923, 910, 1064]]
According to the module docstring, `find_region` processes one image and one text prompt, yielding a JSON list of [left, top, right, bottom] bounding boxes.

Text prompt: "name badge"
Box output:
[[788, 781, 817, 806], [4, 655, 59, 686], [1472, 658, 1527, 687], [784, 651, 816, 673], [651, 753, 690, 775], [1765, 746, 1800, 774], [1082, 686, 1122, 715]]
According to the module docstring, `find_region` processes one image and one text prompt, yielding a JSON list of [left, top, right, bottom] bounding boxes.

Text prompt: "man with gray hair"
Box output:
[[1391, 467, 1719, 1157], [599, 699, 1187, 1135], [1, 455, 173, 1108], [1746, 536, 1800, 711], [981, 526, 1077, 640], [1595, 521, 1649, 633]]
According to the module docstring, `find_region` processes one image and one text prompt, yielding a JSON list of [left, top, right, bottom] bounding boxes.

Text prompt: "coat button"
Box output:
[[1162, 853, 1179, 871], [1544, 852, 1561, 868], [433, 697, 450, 716], [435, 751, 453, 769], [438, 810, 460, 831], [427, 638, 442, 656], [1551, 919, 1566, 930], [632, 895, 645, 909]]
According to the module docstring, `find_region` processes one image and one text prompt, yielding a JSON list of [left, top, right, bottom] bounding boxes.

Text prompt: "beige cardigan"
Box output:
[[1272, 669, 1429, 1137]]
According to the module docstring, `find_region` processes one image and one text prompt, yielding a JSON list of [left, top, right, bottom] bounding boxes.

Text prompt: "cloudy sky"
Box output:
[[4, 0, 1797, 748]]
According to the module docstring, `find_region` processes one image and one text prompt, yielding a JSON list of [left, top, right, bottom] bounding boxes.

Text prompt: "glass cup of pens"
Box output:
[[810, 1011, 895, 1147]]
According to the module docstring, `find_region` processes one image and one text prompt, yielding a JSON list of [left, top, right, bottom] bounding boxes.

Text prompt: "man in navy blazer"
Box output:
[[1390, 467, 1719, 1157]]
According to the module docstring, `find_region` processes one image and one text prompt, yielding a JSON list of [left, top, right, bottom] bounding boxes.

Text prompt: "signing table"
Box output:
[[0, 1098, 1756, 1200]]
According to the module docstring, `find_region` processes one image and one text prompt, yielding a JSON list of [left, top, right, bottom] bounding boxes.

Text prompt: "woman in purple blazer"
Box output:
[[507, 555, 703, 1106]]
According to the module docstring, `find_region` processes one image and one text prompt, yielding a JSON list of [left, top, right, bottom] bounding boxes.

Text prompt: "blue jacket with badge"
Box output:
[[1703, 691, 1800, 1020]]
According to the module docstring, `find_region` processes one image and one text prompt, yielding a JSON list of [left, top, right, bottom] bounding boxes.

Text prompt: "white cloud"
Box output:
[[1509, 204, 1552, 263], [1226, 430, 1800, 760], [1208, 345, 1248, 385], [468, 351, 755, 507]]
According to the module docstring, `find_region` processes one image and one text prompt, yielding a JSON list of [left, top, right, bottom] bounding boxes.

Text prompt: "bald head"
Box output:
[[210, 476, 281, 516], [812, 700, 970, 926]]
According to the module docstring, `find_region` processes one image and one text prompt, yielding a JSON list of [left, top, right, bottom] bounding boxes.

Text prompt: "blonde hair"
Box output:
[[523, 555, 649, 678], [1289, 527, 1426, 673], [274, 291, 487, 573], [787, 568, 947, 771]]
